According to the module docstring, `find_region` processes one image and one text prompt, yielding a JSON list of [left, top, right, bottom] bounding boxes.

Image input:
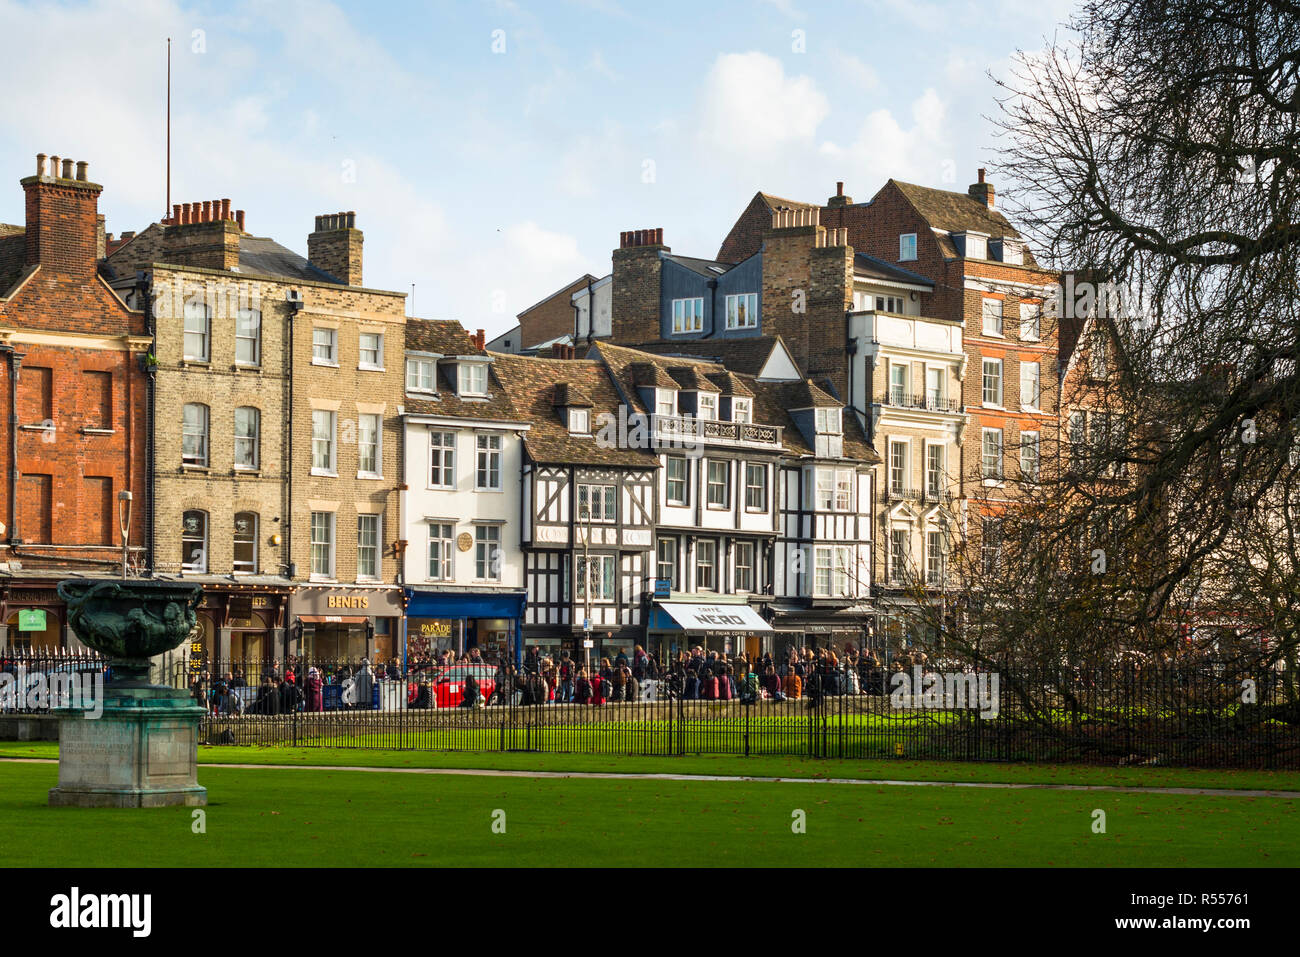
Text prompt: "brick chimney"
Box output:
[[827, 181, 853, 207], [21, 152, 103, 276], [163, 196, 241, 271], [474, 328, 486, 351], [611, 228, 668, 343], [308, 211, 363, 286], [969, 168, 995, 208]]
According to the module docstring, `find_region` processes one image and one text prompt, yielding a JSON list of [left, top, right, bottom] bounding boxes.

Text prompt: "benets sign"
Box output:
[[658, 602, 772, 633]]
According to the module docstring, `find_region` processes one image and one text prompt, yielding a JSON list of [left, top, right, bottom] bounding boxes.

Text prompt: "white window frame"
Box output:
[[815, 407, 842, 434], [428, 522, 454, 581], [474, 524, 502, 582], [889, 440, 908, 495], [235, 307, 261, 366], [744, 463, 767, 511], [233, 511, 258, 575], [834, 469, 853, 512], [657, 538, 678, 590], [311, 410, 337, 475], [182, 403, 208, 467], [1020, 430, 1041, 482], [982, 297, 1004, 337], [731, 398, 752, 424], [356, 513, 381, 581], [1020, 361, 1041, 411], [982, 428, 1004, 480], [706, 460, 730, 509], [183, 298, 210, 361], [309, 511, 335, 580], [889, 362, 907, 406], [1019, 302, 1041, 341], [899, 233, 917, 262], [889, 530, 909, 584], [926, 530, 944, 585], [926, 443, 945, 498], [357, 413, 382, 478], [656, 391, 676, 417], [734, 541, 755, 593], [234, 406, 259, 470], [406, 357, 437, 393], [695, 540, 717, 592], [475, 433, 502, 490], [312, 327, 338, 366], [926, 366, 945, 407], [358, 331, 384, 371], [429, 431, 456, 488], [578, 483, 617, 523], [182, 510, 208, 573], [577, 553, 616, 601], [724, 292, 758, 330], [459, 362, 488, 396], [982, 358, 1003, 407], [569, 408, 591, 435], [697, 393, 718, 421], [671, 297, 704, 334], [665, 456, 688, 506]]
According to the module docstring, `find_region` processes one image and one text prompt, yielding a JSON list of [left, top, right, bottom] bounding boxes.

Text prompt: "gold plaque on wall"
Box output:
[[457, 532, 474, 552]]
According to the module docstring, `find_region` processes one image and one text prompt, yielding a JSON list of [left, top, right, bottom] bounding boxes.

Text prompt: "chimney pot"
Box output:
[[978, 168, 986, 183], [836, 181, 844, 196], [236, 209, 245, 231], [202, 200, 212, 222], [220, 199, 231, 221], [36, 153, 47, 176], [76, 161, 88, 182], [347, 211, 356, 229], [61, 158, 74, 179], [50, 156, 61, 179], [172, 204, 181, 224], [180, 203, 190, 224]]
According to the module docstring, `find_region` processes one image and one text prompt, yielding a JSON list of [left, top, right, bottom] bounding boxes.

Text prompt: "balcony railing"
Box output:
[[651, 414, 782, 448], [883, 391, 963, 413], [888, 485, 956, 504]]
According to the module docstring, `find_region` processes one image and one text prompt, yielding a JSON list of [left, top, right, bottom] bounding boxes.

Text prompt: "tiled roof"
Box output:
[[705, 370, 754, 397], [489, 352, 656, 468], [666, 365, 717, 392], [628, 361, 679, 390], [406, 318, 483, 356], [891, 179, 1023, 240], [663, 253, 732, 278], [552, 382, 592, 407], [0, 224, 26, 297], [592, 342, 878, 464], [625, 335, 794, 378]]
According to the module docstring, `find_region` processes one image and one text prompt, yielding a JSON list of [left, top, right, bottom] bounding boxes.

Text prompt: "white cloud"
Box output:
[[697, 52, 829, 149], [819, 88, 952, 187]]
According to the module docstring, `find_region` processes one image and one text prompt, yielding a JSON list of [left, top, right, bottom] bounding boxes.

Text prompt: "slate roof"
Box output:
[[624, 335, 795, 378], [238, 235, 341, 283], [853, 252, 935, 288], [663, 253, 733, 278], [488, 352, 656, 468]]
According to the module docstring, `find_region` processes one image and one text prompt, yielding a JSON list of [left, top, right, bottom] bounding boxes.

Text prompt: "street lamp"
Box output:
[[117, 490, 133, 579], [579, 504, 593, 672]]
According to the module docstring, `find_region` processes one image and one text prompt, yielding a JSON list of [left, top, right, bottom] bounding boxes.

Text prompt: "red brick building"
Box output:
[[0, 153, 150, 650]]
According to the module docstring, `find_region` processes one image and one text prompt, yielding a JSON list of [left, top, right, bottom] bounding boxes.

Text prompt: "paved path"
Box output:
[[4, 756, 1297, 798]]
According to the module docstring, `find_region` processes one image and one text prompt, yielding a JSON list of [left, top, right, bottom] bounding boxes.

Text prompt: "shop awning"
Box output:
[[656, 602, 773, 633], [296, 615, 368, 625]]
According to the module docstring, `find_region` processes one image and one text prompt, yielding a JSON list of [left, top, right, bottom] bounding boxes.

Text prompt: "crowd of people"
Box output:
[[188, 643, 956, 714]]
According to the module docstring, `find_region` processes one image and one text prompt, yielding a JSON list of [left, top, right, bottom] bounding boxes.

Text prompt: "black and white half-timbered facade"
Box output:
[[768, 379, 880, 655], [596, 344, 785, 661], [490, 353, 657, 665]]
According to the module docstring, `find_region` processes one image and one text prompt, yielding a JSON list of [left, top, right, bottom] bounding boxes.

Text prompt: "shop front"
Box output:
[[767, 601, 875, 658], [403, 588, 525, 668], [0, 576, 70, 651], [290, 585, 404, 663], [646, 600, 774, 663], [185, 583, 292, 670]]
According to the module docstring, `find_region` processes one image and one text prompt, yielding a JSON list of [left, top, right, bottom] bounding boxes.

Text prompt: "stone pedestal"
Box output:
[[49, 685, 207, 808]]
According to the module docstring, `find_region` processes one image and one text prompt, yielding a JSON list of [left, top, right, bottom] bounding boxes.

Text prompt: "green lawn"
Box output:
[[0, 760, 1295, 867], [6, 740, 1300, 790]]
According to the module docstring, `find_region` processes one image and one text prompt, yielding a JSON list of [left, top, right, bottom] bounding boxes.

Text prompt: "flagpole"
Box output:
[[166, 37, 171, 217]]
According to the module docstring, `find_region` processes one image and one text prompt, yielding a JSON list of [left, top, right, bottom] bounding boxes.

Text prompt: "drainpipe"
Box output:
[[141, 272, 156, 573], [2, 344, 23, 545]]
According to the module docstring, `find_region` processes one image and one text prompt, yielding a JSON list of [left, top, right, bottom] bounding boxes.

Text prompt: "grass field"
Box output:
[[1, 745, 1297, 866]]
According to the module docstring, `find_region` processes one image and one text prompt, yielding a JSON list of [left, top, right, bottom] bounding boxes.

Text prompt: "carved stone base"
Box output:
[[49, 686, 207, 809]]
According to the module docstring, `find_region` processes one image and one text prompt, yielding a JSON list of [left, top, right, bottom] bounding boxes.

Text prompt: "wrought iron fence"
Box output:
[[158, 656, 1300, 769], [0, 651, 111, 713]]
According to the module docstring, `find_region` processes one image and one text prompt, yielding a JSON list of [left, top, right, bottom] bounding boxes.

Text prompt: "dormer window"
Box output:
[[725, 293, 758, 330], [732, 398, 752, 424], [406, 356, 437, 393], [996, 239, 1023, 265], [656, 390, 676, 417], [569, 408, 591, 435], [697, 393, 718, 420], [956, 231, 989, 260], [815, 407, 842, 434], [458, 362, 488, 396]]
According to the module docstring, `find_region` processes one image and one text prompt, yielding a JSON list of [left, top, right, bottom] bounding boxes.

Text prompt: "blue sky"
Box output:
[[0, 0, 1077, 337]]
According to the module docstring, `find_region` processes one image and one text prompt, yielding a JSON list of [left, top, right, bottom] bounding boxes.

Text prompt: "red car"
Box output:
[[428, 664, 499, 709]]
